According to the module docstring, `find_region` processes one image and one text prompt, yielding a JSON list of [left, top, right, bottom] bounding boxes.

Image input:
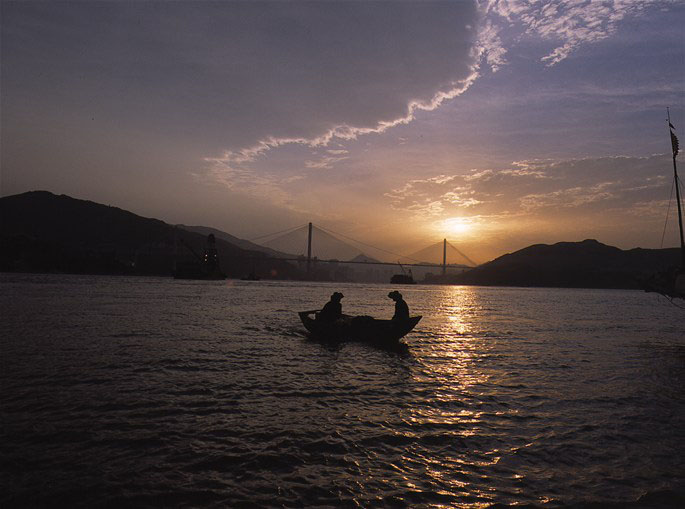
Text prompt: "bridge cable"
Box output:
[[314, 224, 425, 264], [446, 241, 478, 267], [250, 224, 308, 242]]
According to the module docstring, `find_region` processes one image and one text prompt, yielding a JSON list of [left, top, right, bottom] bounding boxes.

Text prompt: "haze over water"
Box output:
[[2, 274, 683, 507]]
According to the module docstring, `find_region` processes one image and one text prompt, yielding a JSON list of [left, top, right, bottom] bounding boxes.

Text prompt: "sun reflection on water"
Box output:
[[390, 285, 520, 505], [418, 285, 493, 388]]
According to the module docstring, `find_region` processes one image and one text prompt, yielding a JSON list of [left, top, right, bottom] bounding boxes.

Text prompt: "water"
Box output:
[[1, 273, 684, 507]]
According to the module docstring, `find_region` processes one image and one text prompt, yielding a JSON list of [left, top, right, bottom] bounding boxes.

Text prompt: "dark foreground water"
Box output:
[[1, 273, 684, 508]]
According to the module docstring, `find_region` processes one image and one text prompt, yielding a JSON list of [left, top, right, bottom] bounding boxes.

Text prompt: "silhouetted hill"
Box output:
[[0, 191, 302, 278], [349, 253, 381, 263], [451, 239, 680, 289]]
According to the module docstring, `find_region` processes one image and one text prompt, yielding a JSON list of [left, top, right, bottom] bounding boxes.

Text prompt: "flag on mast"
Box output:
[[671, 121, 680, 157]]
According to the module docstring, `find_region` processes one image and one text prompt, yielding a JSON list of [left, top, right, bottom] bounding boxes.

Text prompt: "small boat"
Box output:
[[644, 269, 685, 300], [298, 311, 421, 345]]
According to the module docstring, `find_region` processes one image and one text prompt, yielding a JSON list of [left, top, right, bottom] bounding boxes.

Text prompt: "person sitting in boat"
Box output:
[[318, 292, 344, 322], [388, 290, 409, 321]]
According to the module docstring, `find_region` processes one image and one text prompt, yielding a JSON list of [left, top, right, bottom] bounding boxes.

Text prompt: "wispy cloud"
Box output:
[[205, 71, 479, 187], [386, 154, 674, 221], [202, 162, 297, 209], [475, 18, 508, 71], [478, 0, 664, 68], [304, 154, 349, 170], [519, 181, 618, 211]]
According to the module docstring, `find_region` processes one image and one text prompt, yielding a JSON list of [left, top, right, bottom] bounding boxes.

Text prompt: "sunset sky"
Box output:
[[2, 1, 684, 263]]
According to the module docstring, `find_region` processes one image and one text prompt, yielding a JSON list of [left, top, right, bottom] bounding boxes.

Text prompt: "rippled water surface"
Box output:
[[1, 273, 684, 507]]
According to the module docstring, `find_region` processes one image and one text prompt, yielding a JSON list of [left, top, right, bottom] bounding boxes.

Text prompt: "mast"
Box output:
[[667, 108, 685, 267], [442, 238, 447, 276]]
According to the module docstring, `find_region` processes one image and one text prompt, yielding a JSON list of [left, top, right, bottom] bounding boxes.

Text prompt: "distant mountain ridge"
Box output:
[[0, 191, 302, 278], [451, 239, 680, 290], [349, 253, 382, 263], [2, 191, 680, 288]]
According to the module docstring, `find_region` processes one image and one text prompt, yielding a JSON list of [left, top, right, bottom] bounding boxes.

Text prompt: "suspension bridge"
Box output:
[[249, 222, 477, 275]]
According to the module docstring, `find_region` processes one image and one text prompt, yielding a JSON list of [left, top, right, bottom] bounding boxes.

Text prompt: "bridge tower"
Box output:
[[307, 222, 313, 274]]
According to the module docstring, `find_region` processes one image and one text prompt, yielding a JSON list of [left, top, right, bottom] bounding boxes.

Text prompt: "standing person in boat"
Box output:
[[318, 292, 344, 322], [388, 291, 409, 321]]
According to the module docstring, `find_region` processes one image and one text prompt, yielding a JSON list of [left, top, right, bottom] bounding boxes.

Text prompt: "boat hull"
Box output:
[[390, 274, 415, 284], [643, 269, 685, 300], [299, 312, 421, 345]]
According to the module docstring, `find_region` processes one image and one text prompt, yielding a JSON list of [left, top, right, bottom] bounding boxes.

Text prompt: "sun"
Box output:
[[441, 217, 473, 236]]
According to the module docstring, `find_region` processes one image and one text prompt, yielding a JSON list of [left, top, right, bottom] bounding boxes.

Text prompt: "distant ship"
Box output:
[[390, 263, 415, 284], [174, 233, 226, 280]]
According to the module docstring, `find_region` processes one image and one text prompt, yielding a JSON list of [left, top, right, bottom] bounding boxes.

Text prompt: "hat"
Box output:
[[388, 291, 402, 299], [331, 292, 344, 300]]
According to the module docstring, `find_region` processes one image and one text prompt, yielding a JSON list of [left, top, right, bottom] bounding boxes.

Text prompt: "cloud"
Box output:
[[519, 182, 617, 211], [202, 163, 297, 209], [475, 18, 508, 71], [386, 154, 675, 220], [479, 0, 664, 68], [304, 154, 349, 170], [205, 71, 479, 182], [464, 170, 495, 182], [142, 1, 485, 188]]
